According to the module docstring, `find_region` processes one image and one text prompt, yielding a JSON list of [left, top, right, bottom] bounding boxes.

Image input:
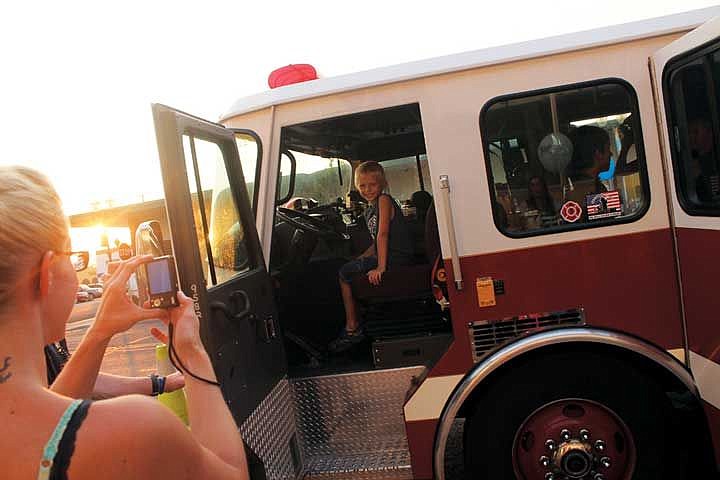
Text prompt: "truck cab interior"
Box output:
[[268, 103, 452, 375]]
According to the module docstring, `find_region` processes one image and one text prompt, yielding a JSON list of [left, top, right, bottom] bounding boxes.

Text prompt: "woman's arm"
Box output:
[[51, 255, 166, 398], [162, 291, 247, 468], [367, 195, 393, 285]]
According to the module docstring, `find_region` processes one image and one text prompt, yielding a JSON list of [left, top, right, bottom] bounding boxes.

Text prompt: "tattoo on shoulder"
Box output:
[[0, 356, 12, 383]]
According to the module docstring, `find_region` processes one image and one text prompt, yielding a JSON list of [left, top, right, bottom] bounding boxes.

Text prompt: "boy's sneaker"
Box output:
[[328, 327, 365, 353]]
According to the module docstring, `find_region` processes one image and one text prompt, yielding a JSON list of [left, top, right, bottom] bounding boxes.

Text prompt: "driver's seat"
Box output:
[[350, 203, 444, 320]]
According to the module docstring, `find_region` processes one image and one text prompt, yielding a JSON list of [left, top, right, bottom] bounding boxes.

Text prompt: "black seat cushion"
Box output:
[[351, 203, 440, 302], [352, 263, 432, 301]]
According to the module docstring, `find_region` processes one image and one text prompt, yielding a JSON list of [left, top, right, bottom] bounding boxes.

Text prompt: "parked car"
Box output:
[[87, 283, 104, 298], [78, 284, 101, 300], [76, 290, 90, 303]]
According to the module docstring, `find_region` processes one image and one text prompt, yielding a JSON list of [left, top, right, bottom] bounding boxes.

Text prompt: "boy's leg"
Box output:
[[331, 256, 377, 352], [340, 278, 360, 332]]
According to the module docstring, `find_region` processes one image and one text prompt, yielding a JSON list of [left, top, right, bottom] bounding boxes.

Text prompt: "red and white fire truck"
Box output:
[[148, 7, 720, 479]]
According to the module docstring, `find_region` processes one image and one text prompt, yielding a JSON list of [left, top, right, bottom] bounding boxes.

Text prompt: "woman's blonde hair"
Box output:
[[0, 166, 68, 307], [355, 161, 387, 189]]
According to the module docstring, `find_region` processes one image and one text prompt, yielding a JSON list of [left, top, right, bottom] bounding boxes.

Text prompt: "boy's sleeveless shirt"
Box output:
[[364, 194, 413, 265]]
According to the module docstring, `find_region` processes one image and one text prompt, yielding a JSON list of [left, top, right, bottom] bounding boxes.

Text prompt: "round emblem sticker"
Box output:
[[560, 201, 582, 223]]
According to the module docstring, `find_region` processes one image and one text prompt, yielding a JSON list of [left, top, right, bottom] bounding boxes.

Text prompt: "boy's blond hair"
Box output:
[[354, 161, 387, 189], [0, 166, 68, 309]]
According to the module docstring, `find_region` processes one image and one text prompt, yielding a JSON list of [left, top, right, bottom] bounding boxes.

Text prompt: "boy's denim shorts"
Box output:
[[339, 256, 378, 283]]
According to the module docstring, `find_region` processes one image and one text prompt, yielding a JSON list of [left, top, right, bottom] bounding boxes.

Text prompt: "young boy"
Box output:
[[330, 161, 413, 353]]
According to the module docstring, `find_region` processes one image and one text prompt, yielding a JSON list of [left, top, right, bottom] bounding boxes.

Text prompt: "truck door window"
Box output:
[[481, 79, 648, 236], [234, 131, 261, 214], [664, 48, 720, 214], [182, 135, 251, 288]]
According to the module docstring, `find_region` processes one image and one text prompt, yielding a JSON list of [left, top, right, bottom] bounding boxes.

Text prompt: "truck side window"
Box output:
[[664, 49, 720, 214], [481, 80, 648, 236], [182, 135, 251, 288], [235, 131, 261, 214]]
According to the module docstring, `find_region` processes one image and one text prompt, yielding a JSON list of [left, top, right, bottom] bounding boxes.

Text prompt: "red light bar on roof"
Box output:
[[268, 64, 318, 89]]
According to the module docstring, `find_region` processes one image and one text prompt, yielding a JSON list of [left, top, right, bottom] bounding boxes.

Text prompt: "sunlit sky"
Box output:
[[2, 0, 720, 251]]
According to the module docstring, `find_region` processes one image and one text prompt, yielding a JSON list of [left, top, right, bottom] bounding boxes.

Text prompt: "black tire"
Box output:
[[463, 349, 688, 479]]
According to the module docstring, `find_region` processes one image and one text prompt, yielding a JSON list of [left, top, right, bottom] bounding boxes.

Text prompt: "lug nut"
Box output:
[[539, 455, 550, 467], [600, 457, 611, 468], [594, 439, 606, 452], [560, 429, 571, 441], [545, 439, 556, 451], [580, 428, 590, 441]]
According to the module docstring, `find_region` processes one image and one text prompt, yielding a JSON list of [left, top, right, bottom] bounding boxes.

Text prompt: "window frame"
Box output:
[[182, 129, 256, 289], [479, 77, 651, 239], [662, 39, 720, 217], [230, 128, 263, 217]]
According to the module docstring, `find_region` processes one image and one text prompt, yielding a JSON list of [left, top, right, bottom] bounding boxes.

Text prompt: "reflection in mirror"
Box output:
[[70, 251, 89, 272], [134, 220, 165, 305]]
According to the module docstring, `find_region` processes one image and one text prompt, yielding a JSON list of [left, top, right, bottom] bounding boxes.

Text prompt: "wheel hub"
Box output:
[[512, 398, 636, 480]]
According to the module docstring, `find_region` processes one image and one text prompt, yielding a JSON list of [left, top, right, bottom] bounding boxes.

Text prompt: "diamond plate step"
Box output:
[[292, 366, 425, 479]]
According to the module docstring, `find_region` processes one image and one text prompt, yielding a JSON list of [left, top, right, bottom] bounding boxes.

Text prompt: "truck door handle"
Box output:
[[230, 290, 251, 320], [210, 290, 252, 323]]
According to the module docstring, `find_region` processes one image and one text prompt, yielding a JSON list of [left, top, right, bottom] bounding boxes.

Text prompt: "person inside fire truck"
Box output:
[[330, 161, 414, 353], [0, 165, 249, 480], [688, 115, 720, 202], [564, 125, 612, 215]]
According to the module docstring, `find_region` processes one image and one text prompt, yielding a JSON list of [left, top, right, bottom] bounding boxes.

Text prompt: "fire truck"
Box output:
[[147, 7, 720, 479]]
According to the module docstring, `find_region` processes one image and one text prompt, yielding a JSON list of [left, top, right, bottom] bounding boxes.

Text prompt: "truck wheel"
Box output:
[[463, 350, 685, 479]]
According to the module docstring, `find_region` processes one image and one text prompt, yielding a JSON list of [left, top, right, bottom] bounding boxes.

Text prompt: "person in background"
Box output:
[[45, 334, 184, 399], [1, 165, 249, 480], [522, 175, 558, 228], [687, 116, 719, 202], [565, 126, 612, 205], [617, 116, 638, 173], [331, 161, 413, 353]]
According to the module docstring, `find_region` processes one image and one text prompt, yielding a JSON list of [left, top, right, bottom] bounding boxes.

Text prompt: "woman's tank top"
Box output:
[[38, 399, 92, 480]]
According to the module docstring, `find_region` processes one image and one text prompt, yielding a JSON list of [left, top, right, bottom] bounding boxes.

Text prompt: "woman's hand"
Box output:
[[367, 267, 386, 286], [89, 255, 167, 340], [166, 291, 205, 359]]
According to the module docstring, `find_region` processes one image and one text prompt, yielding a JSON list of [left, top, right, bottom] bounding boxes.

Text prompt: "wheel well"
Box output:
[[458, 342, 693, 417], [451, 341, 716, 474]]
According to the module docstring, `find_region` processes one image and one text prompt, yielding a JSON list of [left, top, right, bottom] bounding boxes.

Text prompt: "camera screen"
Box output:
[[147, 259, 173, 294]]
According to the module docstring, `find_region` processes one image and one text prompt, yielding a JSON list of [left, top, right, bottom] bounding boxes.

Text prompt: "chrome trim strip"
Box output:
[[438, 175, 463, 290], [433, 327, 697, 480]]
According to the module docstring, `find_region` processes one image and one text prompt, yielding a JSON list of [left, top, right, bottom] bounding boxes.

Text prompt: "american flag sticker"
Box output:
[[586, 190, 622, 221]]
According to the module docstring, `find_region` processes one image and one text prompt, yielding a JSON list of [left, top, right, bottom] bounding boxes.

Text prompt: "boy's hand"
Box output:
[[367, 267, 385, 286]]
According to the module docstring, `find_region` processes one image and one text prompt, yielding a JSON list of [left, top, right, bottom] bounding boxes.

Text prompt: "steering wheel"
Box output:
[[276, 207, 349, 241]]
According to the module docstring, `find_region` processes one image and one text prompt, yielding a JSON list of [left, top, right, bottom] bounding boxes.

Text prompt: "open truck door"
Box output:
[[152, 104, 301, 479], [651, 16, 720, 462]]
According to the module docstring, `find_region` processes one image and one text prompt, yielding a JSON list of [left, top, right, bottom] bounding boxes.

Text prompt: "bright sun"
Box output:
[[70, 224, 131, 264]]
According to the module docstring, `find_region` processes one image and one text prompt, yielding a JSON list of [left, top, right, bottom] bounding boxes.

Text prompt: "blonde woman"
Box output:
[[0, 166, 249, 480]]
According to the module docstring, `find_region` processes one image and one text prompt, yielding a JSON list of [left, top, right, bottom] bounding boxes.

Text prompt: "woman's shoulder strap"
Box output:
[[37, 399, 86, 480]]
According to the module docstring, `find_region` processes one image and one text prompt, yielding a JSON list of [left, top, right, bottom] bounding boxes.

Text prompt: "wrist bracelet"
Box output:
[[150, 374, 166, 396]]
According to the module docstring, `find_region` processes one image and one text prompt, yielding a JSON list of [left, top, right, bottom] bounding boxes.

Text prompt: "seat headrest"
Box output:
[[411, 191, 433, 213], [425, 202, 440, 263]]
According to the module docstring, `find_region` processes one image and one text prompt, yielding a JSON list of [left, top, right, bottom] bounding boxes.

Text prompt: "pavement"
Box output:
[[65, 306, 165, 377]]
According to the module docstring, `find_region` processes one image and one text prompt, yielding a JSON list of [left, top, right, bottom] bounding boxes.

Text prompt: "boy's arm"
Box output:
[[375, 195, 393, 271]]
